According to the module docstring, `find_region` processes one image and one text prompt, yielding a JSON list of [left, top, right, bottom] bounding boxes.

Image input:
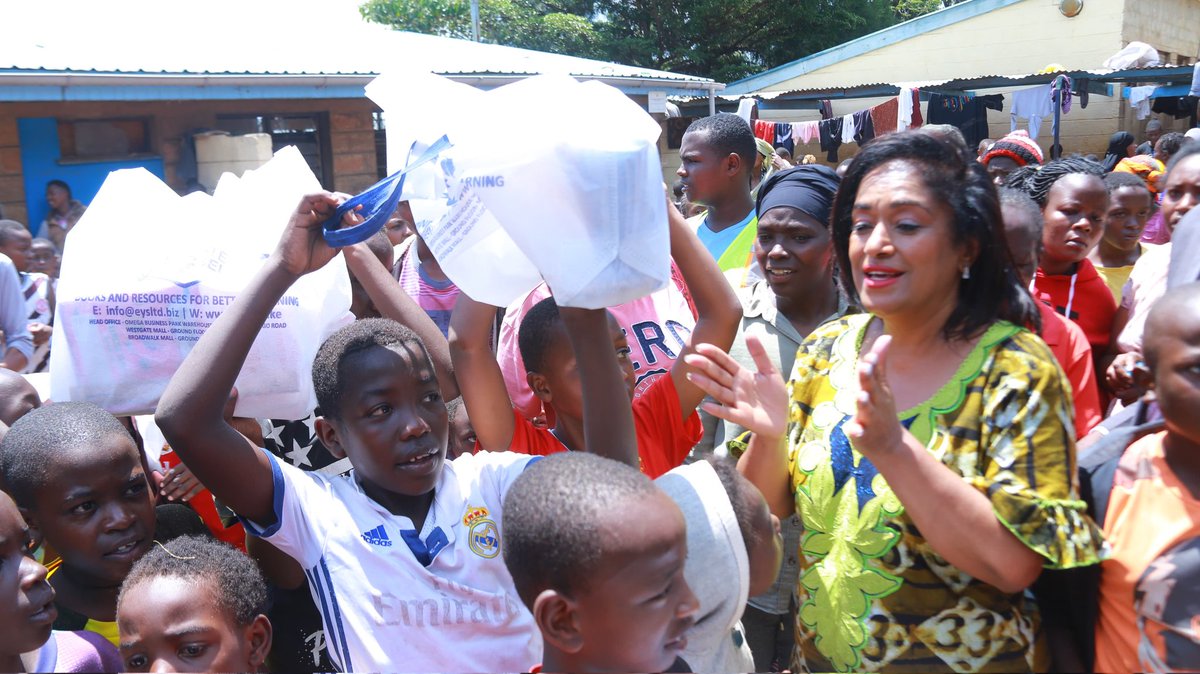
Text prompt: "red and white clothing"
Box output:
[[1035, 300, 1101, 438], [1032, 258, 1117, 358], [393, 238, 459, 338], [505, 373, 702, 479]]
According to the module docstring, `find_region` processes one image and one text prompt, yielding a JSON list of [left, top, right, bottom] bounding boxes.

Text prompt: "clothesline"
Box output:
[[744, 80, 1070, 161]]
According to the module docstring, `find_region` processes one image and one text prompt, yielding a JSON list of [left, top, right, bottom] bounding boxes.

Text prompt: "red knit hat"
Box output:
[[982, 131, 1044, 167]]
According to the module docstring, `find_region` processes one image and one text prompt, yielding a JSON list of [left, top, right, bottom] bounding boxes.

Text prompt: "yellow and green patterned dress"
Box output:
[[785, 314, 1106, 673]]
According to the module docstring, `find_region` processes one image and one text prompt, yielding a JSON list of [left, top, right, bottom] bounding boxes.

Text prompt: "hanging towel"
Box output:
[[898, 88, 914, 131], [794, 121, 818, 145], [852, 109, 876, 145], [1053, 76, 1073, 114], [736, 98, 756, 124], [1128, 86, 1156, 120], [774, 122, 794, 154], [910, 89, 924, 128], [840, 114, 855, 144], [819, 117, 843, 162], [753, 119, 775, 144], [819, 99, 833, 120], [1010, 83, 1054, 140], [870, 98, 899, 135]]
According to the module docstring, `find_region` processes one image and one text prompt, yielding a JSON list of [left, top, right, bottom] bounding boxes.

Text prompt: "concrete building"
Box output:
[[0, 26, 719, 230], [709, 0, 1198, 163]]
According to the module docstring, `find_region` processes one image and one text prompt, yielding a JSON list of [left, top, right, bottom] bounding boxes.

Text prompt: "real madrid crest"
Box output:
[[463, 506, 500, 558]]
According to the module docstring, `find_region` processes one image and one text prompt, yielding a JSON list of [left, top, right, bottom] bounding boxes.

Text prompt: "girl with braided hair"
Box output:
[[1006, 156, 1117, 362]]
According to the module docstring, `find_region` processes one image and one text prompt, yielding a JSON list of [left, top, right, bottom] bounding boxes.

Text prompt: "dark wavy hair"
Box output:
[[830, 132, 1039, 341]]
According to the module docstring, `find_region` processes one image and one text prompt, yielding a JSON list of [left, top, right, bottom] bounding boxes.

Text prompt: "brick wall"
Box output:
[[0, 97, 379, 224], [1122, 0, 1200, 62]]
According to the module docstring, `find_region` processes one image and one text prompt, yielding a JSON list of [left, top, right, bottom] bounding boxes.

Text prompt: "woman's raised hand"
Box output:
[[684, 334, 789, 440], [845, 335, 905, 458]]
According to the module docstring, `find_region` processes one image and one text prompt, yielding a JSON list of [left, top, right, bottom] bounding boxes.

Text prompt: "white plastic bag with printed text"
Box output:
[[49, 147, 353, 418], [367, 72, 670, 309]]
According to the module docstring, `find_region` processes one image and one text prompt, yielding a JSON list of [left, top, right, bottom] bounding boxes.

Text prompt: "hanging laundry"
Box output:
[[819, 117, 844, 162], [927, 93, 1002, 149], [819, 100, 833, 120], [774, 122, 794, 154], [1009, 83, 1054, 140], [753, 119, 775, 144], [898, 88, 924, 131], [870, 98, 899, 135], [840, 114, 855, 144], [1052, 76, 1073, 114], [736, 98, 757, 124], [794, 121, 819, 145], [852, 109, 875, 145], [1128, 86, 1156, 120], [910, 90, 924, 128]]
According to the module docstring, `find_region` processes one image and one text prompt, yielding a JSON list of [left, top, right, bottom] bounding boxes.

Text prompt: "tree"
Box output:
[[360, 0, 949, 82]]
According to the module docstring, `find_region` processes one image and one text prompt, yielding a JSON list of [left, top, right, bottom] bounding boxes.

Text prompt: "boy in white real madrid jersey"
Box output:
[[155, 193, 641, 672]]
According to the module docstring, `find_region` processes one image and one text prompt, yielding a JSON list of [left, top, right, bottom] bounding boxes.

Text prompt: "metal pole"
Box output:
[[1052, 75, 1063, 160], [708, 87, 716, 116], [471, 0, 480, 41]]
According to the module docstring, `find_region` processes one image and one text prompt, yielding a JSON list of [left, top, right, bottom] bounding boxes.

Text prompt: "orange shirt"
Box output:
[[505, 373, 702, 479], [1094, 431, 1200, 673]]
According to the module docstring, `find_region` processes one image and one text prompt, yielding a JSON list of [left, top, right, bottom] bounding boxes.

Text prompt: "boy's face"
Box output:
[[0, 493, 56, 656], [447, 405, 476, 460], [1000, 207, 1042, 288], [0, 371, 41, 427], [0, 228, 33, 273], [119, 575, 270, 673], [531, 315, 636, 422], [570, 492, 698, 672], [1149, 308, 1200, 447], [27, 434, 155, 588], [385, 202, 416, 246], [677, 131, 739, 208], [1102, 186, 1153, 253], [27, 242, 57, 277], [735, 473, 784, 597], [321, 344, 449, 500]]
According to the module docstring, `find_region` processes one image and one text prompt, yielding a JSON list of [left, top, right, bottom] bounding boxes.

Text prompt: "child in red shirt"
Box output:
[[1009, 157, 1116, 358], [449, 200, 741, 478]]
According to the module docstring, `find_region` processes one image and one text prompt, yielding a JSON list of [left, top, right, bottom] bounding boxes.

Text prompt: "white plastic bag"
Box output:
[[1103, 42, 1161, 70], [367, 72, 670, 309], [49, 146, 353, 419]]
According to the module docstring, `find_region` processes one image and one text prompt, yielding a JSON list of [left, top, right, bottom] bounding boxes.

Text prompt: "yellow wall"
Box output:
[[1123, 0, 1200, 60], [748, 0, 1156, 158]]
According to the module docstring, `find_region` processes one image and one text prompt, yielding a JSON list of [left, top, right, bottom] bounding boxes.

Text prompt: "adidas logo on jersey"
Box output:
[[361, 525, 392, 547]]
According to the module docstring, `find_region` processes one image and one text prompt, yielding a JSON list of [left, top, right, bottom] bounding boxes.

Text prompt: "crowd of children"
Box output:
[[0, 107, 1197, 674]]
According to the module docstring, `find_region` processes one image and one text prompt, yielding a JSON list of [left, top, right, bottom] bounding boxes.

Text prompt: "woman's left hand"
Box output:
[[845, 335, 905, 459]]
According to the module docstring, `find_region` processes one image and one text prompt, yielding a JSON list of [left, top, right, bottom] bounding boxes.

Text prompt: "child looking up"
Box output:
[[1092, 282, 1200, 672], [502, 452, 699, 674], [450, 200, 740, 477], [1090, 172, 1156, 302], [0, 402, 156, 647], [155, 193, 639, 672], [998, 187, 1103, 438], [1008, 157, 1115, 359], [117, 535, 272, 673], [0, 490, 123, 673], [677, 113, 760, 282]]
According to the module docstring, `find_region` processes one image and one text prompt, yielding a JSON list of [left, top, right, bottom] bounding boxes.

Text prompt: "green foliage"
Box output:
[[360, 0, 957, 81]]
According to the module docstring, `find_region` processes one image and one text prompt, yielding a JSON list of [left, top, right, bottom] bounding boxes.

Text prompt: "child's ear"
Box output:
[[723, 152, 742, 177], [314, 418, 347, 460], [526, 372, 553, 404], [533, 589, 583, 654], [244, 614, 273, 671]]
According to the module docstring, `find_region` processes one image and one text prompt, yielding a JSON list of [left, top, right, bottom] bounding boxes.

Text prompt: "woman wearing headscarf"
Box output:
[[1103, 131, 1137, 172], [686, 133, 1105, 672], [698, 165, 853, 671]]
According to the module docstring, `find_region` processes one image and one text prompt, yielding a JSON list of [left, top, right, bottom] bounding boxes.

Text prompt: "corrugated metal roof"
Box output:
[[1, 27, 715, 85]]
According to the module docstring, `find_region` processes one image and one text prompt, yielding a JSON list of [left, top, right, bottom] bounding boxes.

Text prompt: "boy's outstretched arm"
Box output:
[[343, 244, 459, 400], [559, 306, 639, 468], [447, 293, 516, 451], [156, 193, 344, 525], [667, 200, 743, 416]]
